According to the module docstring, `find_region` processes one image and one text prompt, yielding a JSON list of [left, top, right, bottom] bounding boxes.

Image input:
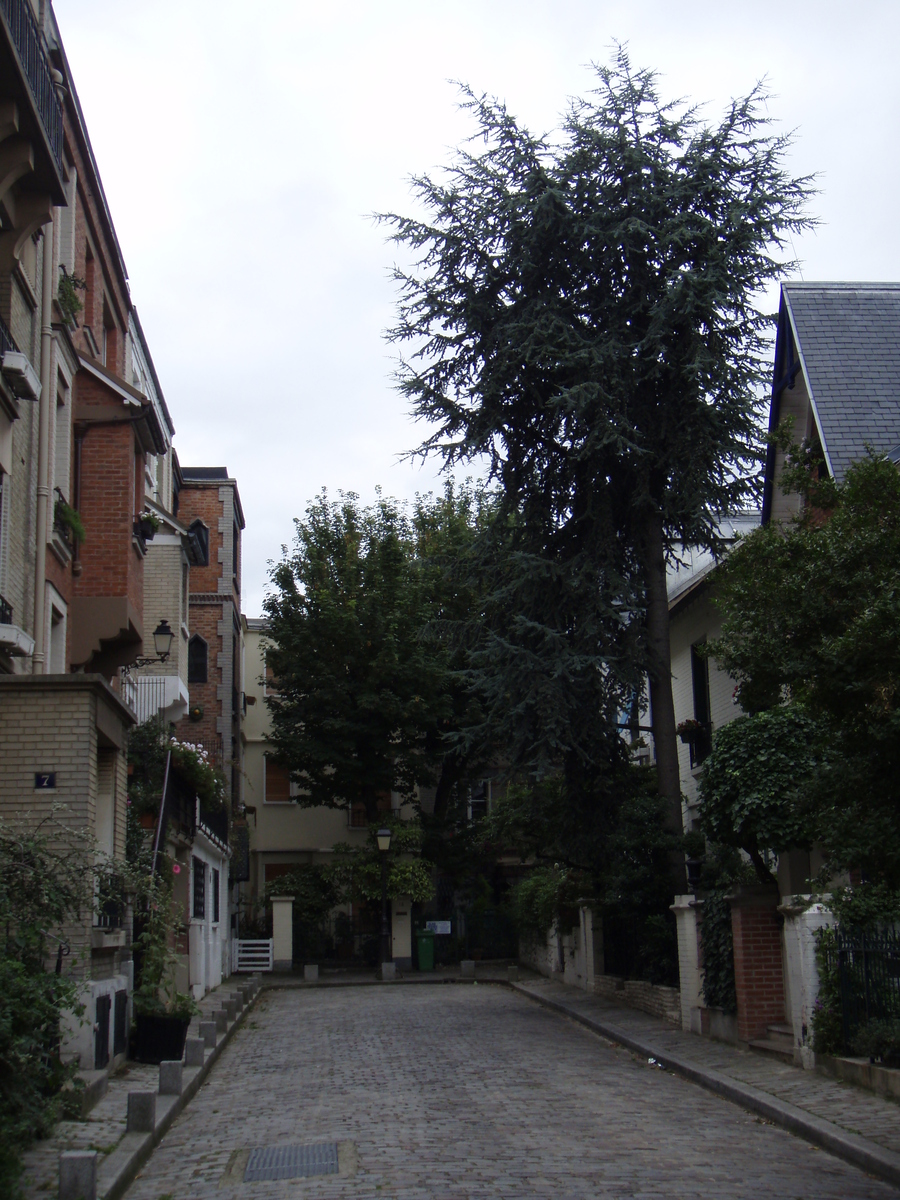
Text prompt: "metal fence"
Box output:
[[233, 939, 273, 973], [0, 0, 64, 173], [826, 926, 900, 1049]]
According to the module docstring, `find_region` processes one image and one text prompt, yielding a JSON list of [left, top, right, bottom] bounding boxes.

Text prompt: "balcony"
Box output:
[[0, 0, 64, 178], [0, 311, 16, 358], [0, 590, 33, 656]]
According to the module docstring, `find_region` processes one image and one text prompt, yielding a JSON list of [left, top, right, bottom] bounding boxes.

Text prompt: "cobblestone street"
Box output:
[[123, 984, 899, 1199]]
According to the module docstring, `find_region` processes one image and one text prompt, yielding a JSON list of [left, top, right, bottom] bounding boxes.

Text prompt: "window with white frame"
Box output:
[[52, 372, 71, 502], [47, 586, 67, 674]]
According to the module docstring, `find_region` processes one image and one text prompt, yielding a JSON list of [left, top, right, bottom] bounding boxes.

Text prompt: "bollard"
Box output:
[[214, 1009, 227, 1033], [184, 1037, 205, 1067], [126, 1091, 156, 1133], [233, 990, 244, 1011], [379, 962, 396, 981], [222, 998, 237, 1020], [460, 959, 476, 978], [59, 1150, 97, 1200], [199, 1020, 217, 1048], [304, 964, 319, 983], [507, 965, 519, 983], [159, 1060, 183, 1095]]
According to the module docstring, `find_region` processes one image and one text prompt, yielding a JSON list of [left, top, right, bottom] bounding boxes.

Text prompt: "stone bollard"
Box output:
[[222, 998, 237, 1021], [461, 960, 476, 979], [59, 1149, 97, 1200], [304, 964, 319, 983], [239, 984, 252, 1005], [233, 990, 244, 1010], [199, 1020, 217, 1048], [214, 1009, 228, 1033], [184, 1037, 205, 1067], [507, 965, 519, 983], [127, 1091, 156, 1133], [379, 962, 396, 981], [159, 1060, 183, 1095]]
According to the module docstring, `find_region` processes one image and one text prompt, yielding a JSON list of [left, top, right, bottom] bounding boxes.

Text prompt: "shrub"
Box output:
[[0, 821, 95, 1195]]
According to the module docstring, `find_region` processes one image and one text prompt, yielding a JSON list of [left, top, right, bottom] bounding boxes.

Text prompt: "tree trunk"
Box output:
[[640, 509, 687, 891]]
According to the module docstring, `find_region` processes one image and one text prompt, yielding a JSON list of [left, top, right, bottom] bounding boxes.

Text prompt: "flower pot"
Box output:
[[137, 518, 157, 541], [132, 1013, 190, 1064]]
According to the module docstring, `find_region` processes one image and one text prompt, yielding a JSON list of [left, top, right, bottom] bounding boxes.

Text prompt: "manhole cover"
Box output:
[[244, 1142, 339, 1182]]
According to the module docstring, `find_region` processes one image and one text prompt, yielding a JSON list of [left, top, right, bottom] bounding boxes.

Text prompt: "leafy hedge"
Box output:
[[0, 823, 94, 1195]]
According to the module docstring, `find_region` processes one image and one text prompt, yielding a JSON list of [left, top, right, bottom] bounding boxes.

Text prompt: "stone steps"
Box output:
[[749, 1022, 795, 1064]]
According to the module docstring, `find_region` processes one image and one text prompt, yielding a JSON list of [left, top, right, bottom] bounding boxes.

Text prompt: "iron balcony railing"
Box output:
[[0, 592, 12, 625], [0, 0, 64, 175], [0, 311, 18, 358]]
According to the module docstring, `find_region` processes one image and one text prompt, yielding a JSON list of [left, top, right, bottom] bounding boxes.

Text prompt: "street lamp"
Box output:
[[377, 826, 392, 969], [131, 619, 175, 669]]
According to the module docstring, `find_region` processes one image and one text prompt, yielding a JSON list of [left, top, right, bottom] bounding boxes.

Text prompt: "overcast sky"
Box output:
[[54, 0, 900, 615]]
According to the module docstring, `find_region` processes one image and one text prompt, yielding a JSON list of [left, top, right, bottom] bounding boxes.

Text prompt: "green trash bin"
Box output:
[[416, 928, 435, 972]]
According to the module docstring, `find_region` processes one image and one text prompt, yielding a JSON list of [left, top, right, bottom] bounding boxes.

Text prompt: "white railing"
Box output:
[[233, 939, 273, 973]]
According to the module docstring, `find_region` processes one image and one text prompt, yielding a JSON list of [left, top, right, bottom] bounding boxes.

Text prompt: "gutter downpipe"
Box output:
[[33, 215, 55, 673]]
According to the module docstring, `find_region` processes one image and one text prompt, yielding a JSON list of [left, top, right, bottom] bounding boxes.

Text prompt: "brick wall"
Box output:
[[729, 886, 786, 1042], [73, 415, 143, 614], [593, 976, 683, 1025], [0, 675, 133, 977]]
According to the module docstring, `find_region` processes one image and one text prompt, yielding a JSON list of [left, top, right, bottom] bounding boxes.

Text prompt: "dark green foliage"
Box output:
[[383, 48, 814, 829], [490, 767, 681, 984], [510, 864, 589, 940], [850, 1018, 900, 1064], [328, 820, 435, 906], [264, 487, 490, 823], [0, 823, 94, 1194], [264, 864, 337, 919], [699, 706, 820, 882], [700, 889, 737, 1013], [132, 866, 198, 1021], [811, 926, 844, 1056], [710, 453, 900, 890], [127, 716, 168, 819]]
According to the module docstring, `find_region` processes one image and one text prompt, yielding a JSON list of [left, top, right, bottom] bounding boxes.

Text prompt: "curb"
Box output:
[[510, 982, 900, 1192], [95, 983, 262, 1200]]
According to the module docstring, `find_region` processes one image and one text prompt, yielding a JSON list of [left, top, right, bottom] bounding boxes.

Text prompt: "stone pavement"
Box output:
[[121, 983, 897, 1199], [17, 976, 256, 1200], [513, 977, 900, 1169]]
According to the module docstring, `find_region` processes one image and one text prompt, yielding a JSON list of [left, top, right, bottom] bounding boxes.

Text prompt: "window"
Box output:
[[192, 857, 206, 919], [188, 635, 208, 684], [53, 372, 71, 502], [181, 562, 189, 626], [48, 588, 66, 673], [349, 802, 367, 828], [690, 643, 713, 768], [212, 868, 220, 924], [264, 757, 291, 804]]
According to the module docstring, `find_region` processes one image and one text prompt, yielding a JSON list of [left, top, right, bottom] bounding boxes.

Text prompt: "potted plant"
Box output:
[[53, 496, 86, 547], [134, 510, 161, 542], [131, 865, 198, 1064], [676, 718, 704, 744]]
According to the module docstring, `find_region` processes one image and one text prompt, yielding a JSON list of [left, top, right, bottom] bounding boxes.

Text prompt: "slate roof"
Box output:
[[784, 282, 900, 483]]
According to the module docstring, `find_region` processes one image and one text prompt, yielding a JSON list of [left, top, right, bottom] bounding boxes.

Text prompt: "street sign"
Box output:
[[426, 920, 451, 935]]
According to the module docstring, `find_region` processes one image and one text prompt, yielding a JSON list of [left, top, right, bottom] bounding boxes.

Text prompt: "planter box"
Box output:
[[132, 1013, 190, 1064]]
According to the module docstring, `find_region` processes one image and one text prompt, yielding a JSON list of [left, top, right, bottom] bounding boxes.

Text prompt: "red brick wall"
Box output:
[[178, 598, 223, 754], [178, 485, 223, 595], [73, 415, 143, 615], [730, 890, 786, 1042]]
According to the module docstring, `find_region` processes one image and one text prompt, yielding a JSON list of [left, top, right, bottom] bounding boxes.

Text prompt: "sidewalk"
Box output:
[[512, 975, 900, 1191], [18, 976, 260, 1200]]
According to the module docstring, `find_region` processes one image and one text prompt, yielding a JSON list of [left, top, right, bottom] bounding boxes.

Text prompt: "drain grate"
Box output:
[[244, 1142, 339, 1182]]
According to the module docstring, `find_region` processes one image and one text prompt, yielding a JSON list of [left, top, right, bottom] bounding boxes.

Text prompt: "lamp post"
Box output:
[[376, 826, 392, 969], [130, 619, 176, 670]]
